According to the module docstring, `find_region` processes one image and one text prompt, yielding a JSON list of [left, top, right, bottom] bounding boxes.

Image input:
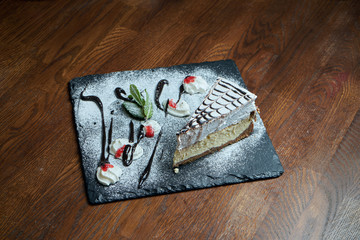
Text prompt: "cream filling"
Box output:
[[173, 116, 253, 166]]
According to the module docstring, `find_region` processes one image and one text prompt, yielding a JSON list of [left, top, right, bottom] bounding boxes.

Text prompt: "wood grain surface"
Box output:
[[1, 0, 359, 239]]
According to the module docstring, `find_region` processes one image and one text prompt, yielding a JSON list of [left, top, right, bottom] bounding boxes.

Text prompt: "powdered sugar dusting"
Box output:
[[69, 60, 283, 203]]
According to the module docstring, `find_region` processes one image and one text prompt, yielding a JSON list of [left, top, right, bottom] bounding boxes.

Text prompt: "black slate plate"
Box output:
[[69, 60, 284, 204]]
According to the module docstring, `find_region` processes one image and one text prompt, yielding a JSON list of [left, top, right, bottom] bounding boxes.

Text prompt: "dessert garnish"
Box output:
[[115, 84, 153, 120], [115, 145, 126, 158], [129, 120, 135, 143], [96, 118, 122, 185], [163, 98, 190, 117], [115, 87, 134, 102], [176, 85, 185, 104], [96, 164, 122, 186], [113, 121, 146, 166], [184, 76, 196, 84], [164, 99, 170, 117], [141, 120, 161, 138], [110, 138, 144, 163], [106, 118, 114, 161], [122, 145, 133, 166], [80, 89, 122, 186], [138, 130, 163, 189], [183, 76, 208, 94], [80, 90, 107, 164], [127, 125, 145, 165], [155, 79, 169, 110], [169, 99, 177, 108], [145, 126, 154, 137], [100, 163, 113, 171]]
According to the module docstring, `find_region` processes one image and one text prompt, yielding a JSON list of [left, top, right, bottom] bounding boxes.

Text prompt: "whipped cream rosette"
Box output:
[[183, 76, 209, 94], [141, 119, 161, 137], [163, 99, 190, 117], [96, 163, 122, 186]]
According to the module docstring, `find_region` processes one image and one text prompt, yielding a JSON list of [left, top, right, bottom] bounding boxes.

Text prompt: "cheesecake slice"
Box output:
[[173, 77, 257, 168]]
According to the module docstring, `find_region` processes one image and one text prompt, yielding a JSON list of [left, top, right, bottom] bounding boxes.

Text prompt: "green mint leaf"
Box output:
[[148, 99, 153, 119], [143, 90, 153, 119], [122, 101, 145, 119], [130, 84, 145, 107]]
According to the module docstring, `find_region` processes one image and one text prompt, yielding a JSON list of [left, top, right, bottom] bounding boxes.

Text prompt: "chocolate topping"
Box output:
[[180, 78, 257, 133], [155, 79, 169, 110]]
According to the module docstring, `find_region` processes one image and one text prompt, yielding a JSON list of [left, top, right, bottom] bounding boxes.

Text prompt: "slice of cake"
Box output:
[[173, 77, 257, 168]]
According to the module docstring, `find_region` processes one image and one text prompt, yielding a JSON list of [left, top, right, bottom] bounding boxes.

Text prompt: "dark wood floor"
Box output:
[[1, 0, 359, 239]]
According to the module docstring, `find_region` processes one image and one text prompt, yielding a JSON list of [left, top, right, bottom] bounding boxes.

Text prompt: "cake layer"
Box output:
[[173, 113, 255, 167]]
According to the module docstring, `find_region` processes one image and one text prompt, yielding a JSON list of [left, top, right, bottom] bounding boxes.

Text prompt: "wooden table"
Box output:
[[1, 0, 359, 239]]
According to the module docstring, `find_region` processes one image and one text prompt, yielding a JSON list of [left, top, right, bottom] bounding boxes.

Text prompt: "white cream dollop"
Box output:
[[141, 119, 161, 134], [163, 99, 190, 117], [110, 138, 143, 159], [96, 164, 122, 186], [183, 76, 208, 94]]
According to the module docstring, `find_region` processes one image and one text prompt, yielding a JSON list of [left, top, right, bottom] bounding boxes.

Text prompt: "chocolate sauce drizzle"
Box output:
[[164, 98, 170, 117], [105, 118, 113, 163], [176, 85, 185, 104], [129, 120, 134, 143], [122, 145, 132, 166], [138, 130, 163, 189], [115, 87, 134, 102], [80, 86, 164, 188], [155, 79, 186, 117], [122, 123, 145, 167], [155, 79, 169, 110], [80, 90, 107, 164]]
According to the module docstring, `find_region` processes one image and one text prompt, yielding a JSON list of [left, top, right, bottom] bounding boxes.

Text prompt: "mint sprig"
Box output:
[[130, 84, 145, 107], [123, 101, 145, 119], [123, 85, 153, 120], [143, 90, 153, 119]]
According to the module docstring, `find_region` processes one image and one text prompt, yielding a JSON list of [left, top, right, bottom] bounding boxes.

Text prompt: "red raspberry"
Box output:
[[169, 99, 177, 108], [184, 76, 196, 84], [115, 145, 126, 158], [145, 125, 155, 138], [101, 163, 114, 171]]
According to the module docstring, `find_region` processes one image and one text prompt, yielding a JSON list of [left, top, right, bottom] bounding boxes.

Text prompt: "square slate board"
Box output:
[[69, 60, 284, 204]]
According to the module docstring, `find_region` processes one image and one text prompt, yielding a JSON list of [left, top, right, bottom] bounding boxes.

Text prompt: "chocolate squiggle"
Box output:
[[176, 85, 185, 104], [129, 121, 134, 143], [80, 90, 107, 164], [122, 123, 145, 166], [155, 79, 169, 110], [105, 118, 113, 163], [138, 130, 163, 189], [115, 87, 134, 102]]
